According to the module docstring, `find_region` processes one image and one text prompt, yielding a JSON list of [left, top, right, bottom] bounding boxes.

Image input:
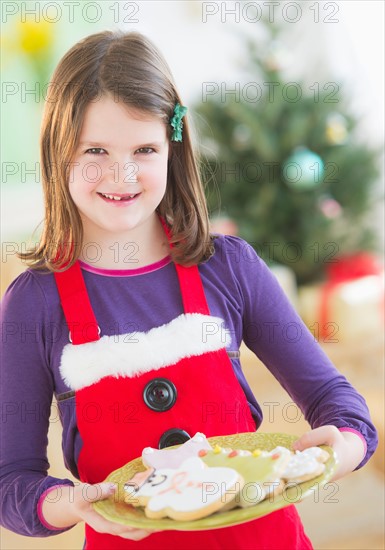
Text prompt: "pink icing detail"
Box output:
[[135, 457, 239, 517], [37, 485, 73, 531], [157, 471, 202, 496], [339, 427, 367, 457], [78, 255, 171, 277]]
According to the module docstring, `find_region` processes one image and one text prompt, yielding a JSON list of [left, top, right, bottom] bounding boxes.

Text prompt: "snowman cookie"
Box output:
[[124, 456, 244, 521]]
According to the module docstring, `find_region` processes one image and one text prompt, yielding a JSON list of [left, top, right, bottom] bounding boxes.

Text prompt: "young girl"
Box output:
[[0, 30, 377, 550]]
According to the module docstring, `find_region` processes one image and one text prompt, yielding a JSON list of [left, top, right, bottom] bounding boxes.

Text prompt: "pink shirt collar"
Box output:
[[78, 255, 172, 277]]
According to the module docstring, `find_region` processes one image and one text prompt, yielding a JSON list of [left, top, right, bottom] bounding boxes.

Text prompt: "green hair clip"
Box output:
[[170, 103, 188, 142]]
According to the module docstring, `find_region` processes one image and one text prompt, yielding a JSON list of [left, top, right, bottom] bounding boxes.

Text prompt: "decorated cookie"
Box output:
[[199, 445, 291, 508], [124, 456, 244, 521], [142, 432, 213, 469], [281, 447, 330, 483]]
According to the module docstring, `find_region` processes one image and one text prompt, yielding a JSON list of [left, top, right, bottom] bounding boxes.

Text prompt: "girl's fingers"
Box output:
[[80, 484, 156, 540], [119, 529, 158, 541], [79, 482, 117, 504], [293, 425, 341, 451], [84, 508, 156, 539]]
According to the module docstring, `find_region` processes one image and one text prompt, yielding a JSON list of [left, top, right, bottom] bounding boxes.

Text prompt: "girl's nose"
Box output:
[[108, 160, 139, 186], [123, 161, 139, 185]]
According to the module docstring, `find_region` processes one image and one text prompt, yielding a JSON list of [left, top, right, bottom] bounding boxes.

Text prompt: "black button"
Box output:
[[158, 428, 191, 449], [143, 378, 177, 412]]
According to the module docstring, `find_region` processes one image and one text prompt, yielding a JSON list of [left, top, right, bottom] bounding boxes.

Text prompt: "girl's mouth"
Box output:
[[98, 192, 140, 203]]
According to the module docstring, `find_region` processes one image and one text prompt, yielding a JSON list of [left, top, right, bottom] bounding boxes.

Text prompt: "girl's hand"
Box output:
[[72, 483, 156, 540], [42, 483, 156, 541], [292, 425, 366, 481]]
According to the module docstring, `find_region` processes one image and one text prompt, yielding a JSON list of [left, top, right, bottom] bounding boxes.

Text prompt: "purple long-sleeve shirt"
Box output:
[[0, 235, 377, 537]]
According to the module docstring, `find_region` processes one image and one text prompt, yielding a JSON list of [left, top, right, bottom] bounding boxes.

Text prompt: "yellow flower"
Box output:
[[16, 20, 54, 55]]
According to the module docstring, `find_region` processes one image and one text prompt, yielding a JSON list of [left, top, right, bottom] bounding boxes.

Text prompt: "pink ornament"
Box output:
[[320, 198, 342, 219]]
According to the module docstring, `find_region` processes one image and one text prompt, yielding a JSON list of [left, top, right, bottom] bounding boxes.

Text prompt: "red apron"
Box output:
[[54, 230, 312, 550]]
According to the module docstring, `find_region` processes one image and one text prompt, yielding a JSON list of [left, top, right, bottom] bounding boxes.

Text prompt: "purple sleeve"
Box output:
[[0, 271, 75, 537], [223, 236, 378, 469]]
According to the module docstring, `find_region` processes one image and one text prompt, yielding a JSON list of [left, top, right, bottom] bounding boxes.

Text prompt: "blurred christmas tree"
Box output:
[[195, 20, 382, 284]]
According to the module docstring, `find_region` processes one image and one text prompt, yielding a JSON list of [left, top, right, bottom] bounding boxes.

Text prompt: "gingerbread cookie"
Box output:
[[124, 456, 244, 521]]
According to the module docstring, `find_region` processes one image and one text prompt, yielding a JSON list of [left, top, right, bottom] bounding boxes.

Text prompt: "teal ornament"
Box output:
[[282, 147, 324, 190], [170, 103, 188, 142]]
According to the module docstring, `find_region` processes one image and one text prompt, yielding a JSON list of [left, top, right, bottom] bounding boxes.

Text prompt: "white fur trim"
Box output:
[[60, 314, 230, 391]]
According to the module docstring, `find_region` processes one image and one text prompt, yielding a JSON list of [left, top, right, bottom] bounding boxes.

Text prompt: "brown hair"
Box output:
[[20, 30, 214, 270]]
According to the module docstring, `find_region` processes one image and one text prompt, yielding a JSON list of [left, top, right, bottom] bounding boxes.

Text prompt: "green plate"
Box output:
[[93, 432, 338, 531]]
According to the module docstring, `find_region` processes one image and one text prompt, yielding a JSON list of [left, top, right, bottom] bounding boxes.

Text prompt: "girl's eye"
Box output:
[[136, 147, 155, 155], [85, 148, 106, 155]]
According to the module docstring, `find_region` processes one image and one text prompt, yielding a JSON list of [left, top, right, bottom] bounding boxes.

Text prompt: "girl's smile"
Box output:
[[97, 191, 141, 205]]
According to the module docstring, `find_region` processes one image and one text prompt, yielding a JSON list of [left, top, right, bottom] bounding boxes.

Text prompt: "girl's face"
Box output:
[[69, 94, 169, 242]]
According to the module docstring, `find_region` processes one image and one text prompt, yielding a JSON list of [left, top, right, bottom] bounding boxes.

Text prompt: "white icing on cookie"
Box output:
[[142, 432, 213, 469], [283, 448, 327, 479], [127, 456, 242, 520]]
